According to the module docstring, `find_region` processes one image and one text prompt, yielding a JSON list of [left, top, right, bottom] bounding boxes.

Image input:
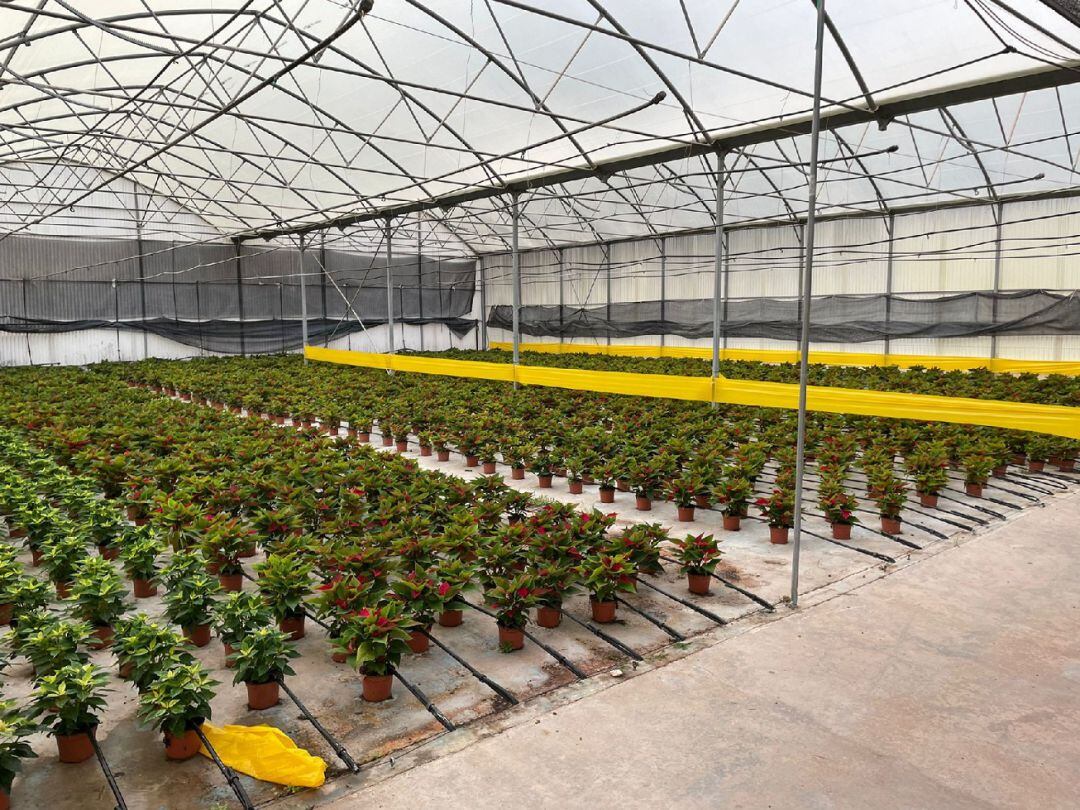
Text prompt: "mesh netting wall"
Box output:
[[0, 234, 476, 354]]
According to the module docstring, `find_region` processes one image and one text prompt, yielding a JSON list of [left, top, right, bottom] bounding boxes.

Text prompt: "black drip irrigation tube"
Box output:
[[636, 577, 728, 625], [462, 599, 586, 679], [797, 526, 897, 564], [612, 595, 685, 641], [556, 608, 644, 661], [902, 503, 976, 531], [419, 629, 519, 706], [658, 553, 775, 611], [194, 725, 255, 810], [89, 730, 127, 810], [939, 487, 1010, 516], [843, 508, 931, 546], [275, 676, 360, 772], [391, 669, 456, 731]]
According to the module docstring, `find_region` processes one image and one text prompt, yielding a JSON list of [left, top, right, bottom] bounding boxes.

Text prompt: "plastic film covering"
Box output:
[[305, 346, 1080, 439]]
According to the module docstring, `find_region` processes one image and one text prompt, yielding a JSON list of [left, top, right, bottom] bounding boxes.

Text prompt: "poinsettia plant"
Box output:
[[334, 602, 416, 676], [670, 532, 722, 576]]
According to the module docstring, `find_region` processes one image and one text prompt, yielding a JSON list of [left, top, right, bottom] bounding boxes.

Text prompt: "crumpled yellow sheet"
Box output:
[[199, 722, 327, 788]]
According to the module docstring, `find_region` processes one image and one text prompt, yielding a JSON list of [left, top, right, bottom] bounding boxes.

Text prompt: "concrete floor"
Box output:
[[313, 489, 1080, 810]]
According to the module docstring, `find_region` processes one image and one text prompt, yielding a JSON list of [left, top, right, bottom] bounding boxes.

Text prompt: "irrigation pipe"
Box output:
[[658, 553, 775, 611], [612, 595, 685, 641], [275, 676, 360, 772], [89, 730, 128, 810], [194, 725, 255, 810], [392, 670, 455, 731], [635, 577, 728, 625], [462, 599, 586, 679], [556, 609, 644, 662], [419, 629, 519, 706]]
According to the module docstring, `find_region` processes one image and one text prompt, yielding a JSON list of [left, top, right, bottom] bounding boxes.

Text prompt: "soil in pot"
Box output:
[[722, 514, 741, 531], [918, 492, 939, 508], [164, 728, 202, 761], [280, 614, 305, 641], [218, 573, 243, 592], [568, 480, 584, 495], [438, 609, 463, 627], [538, 474, 553, 488], [677, 505, 695, 522], [407, 629, 430, 654], [830, 522, 852, 540], [362, 673, 393, 702], [635, 495, 652, 511], [133, 578, 157, 598], [57, 730, 95, 764], [590, 598, 617, 623], [687, 573, 711, 595], [598, 486, 615, 503], [497, 625, 524, 651], [769, 526, 789, 545], [246, 680, 280, 710], [881, 516, 902, 535], [183, 624, 211, 647], [536, 605, 562, 628]]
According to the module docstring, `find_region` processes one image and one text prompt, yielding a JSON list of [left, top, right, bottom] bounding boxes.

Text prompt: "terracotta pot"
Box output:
[[30, 548, 42, 567], [568, 480, 583, 495], [164, 728, 201, 761], [965, 483, 983, 497], [536, 605, 562, 628], [694, 494, 712, 510], [635, 495, 652, 511], [992, 465, 1008, 478], [54, 581, 71, 599], [722, 514, 741, 531], [126, 506, 142, 522], [1012, 453, 1026, 465], [590, 598, 617, 624], [1028, 460, 1045, 472], [56, 730, 95, 764], [881, 516, 902, 535], [274, 415, 286, 425], [0, 603, 12, 626], [676, 505, 695, 522], [830, 522, 852, 540], [599, 486, 615, 503], [419, 445, 432, 457], [133, 577, 157, 598], [396, 441, 409, 453], [279, 614, 305, 641], [616, 480, 630, 493], [918, 492, 938, 508], [246, 680, 280, 710], [218, 573, 243, 592], [481, 461, 497, 474], [183, 624, 211, 647], [10, 527, 27, 540], [437, 450, 451, 462], [687, 573, 711, 595], [357, 432, 371, 442], [89, 625, 114, 650], [464, 454, 479, 468], [511, 466, 525, 480], [538, 474, 553, 488], [331, 651, 348, 664], [1058, 459, 1076, 472], [381, 435, 393, 447], [223, 643, 237, 669], [438, 609, 463, 627], [119, 660, 134, 680], [407, 629, 430, 654], [497, 625, 524, 651], [770, 526, 790, 545], [362, 673, 394, 702]]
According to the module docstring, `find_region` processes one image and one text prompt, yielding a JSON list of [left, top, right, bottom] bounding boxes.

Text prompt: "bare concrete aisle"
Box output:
[[322, 490, 1080, 810]]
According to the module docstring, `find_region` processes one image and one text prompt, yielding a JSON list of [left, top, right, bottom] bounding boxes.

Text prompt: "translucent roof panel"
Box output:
[[1, 0, 1079, 256]]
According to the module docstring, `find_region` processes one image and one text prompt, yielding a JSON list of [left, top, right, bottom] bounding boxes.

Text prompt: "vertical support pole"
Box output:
[[22, 278, 33, 365], [711, 152, 726, 395], [399, 286, 406, 350], [659, 238, 667, 349], [479, 260, 488, 350], [722, 232, 731, 351], [278, 282, 286, 355], [195, 280, 204, 356], [320, 236, 329, 346], [385, 218, 395, 354], [511, 193, 521, 381], [605, 245, 612, 347], [113, 278, 121, 362], [417, 213, 425, 352], [557, 248, 565, 344], [234, 239, 246, 357], [133, 185, 148, 359], [884, 212, 895, 362], [298, 235, 309, 361], [990, 201, 1004, 360], [791, 0, 827, 609]]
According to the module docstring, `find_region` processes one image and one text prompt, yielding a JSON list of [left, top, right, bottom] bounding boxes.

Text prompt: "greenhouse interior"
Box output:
[[0, 1, 1078, 808]]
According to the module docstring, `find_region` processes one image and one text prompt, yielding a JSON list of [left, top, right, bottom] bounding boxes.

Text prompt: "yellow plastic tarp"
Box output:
[[305, 346, 1080, 439], [199, 722, 326, 788], [490, 341, 1080, 376]]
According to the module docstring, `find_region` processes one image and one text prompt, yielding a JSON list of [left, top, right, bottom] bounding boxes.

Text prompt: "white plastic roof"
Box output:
[[1, 0, 1079, 255]]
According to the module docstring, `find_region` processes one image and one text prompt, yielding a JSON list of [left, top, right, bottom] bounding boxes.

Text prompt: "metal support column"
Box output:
[[417, 213, 425, 352], [133, 186, 148, 359], [990, 201, 1004, 359], [511, 193, 521, 380], [320, 236, 329, 346], [234, 239, 246, 357], [298, 235, 309, 362], [722, 232, 731, 350], [479, 260, 489, 350], [659, 239, 667, 349], [112, 278, 121, 361], [711, 152, 727, 396], [385, 218, 395, 354], [883, 212, 895, 360], [791, 0, 828, 609], [557, 248, 565, 342], [605, 245, 612, 346]]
